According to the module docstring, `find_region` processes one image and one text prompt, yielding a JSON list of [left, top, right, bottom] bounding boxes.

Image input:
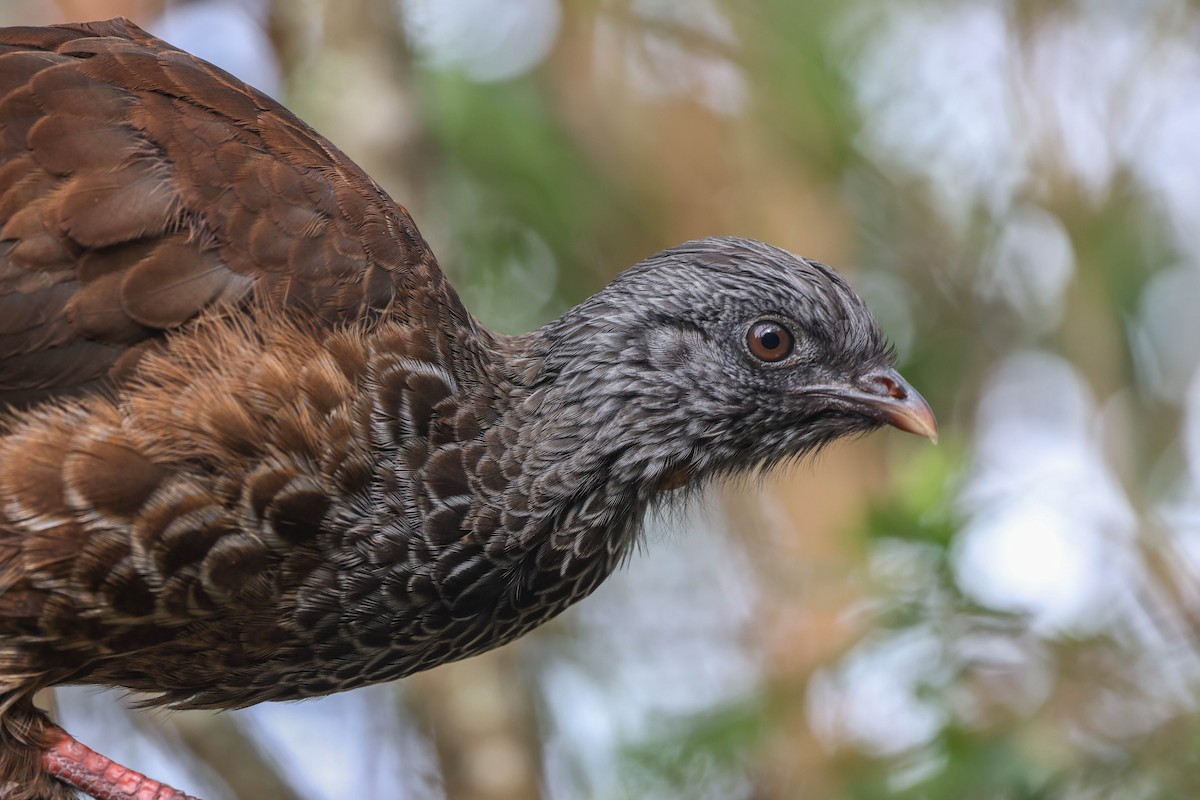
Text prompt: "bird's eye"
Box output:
[[746, 320, 794, 362]]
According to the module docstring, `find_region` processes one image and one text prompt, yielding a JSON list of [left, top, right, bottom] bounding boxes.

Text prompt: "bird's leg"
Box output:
[[40, 727, 201, 800]]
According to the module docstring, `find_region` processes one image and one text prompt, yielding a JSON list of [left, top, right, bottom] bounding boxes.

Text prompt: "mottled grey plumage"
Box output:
[[0, 19, 935, 800]]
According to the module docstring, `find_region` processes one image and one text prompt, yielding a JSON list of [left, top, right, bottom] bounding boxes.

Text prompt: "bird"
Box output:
[[0, 17, 937, 800]]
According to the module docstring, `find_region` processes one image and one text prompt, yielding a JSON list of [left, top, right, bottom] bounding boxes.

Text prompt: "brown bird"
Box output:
[[0, 17, 937, 800]]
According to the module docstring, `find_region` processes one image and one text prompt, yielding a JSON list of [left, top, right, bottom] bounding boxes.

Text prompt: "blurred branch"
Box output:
[[407, 652, 543, 800]]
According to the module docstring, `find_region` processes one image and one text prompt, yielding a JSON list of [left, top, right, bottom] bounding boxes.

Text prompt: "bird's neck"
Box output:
[[507, 319, 706, 505]]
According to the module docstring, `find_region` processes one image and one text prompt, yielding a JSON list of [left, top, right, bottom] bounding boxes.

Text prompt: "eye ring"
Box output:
[[746, 320, 794, 362]]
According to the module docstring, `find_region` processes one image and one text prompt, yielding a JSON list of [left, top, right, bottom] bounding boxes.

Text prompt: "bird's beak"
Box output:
[[839, 368, 939, 443]]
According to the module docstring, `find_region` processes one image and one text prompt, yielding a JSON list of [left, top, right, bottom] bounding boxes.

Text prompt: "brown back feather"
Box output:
[[0, 17, 459, 404]]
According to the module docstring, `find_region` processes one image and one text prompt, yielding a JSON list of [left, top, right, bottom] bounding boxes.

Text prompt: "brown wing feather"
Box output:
[[0, 17, 455, 405]]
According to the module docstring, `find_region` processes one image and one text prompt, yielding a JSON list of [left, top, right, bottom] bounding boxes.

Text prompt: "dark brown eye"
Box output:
[[747, 320, 794, 362]]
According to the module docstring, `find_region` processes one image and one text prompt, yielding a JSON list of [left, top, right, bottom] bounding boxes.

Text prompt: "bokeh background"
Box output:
[[6, 0, 1200, 797]]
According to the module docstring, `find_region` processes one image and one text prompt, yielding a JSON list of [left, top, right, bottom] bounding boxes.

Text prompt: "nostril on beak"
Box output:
[[872, 374, 907, 400], [855, 369, 938, 442]]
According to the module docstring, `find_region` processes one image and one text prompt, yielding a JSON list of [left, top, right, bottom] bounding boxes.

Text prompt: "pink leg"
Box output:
[[40, 728, 201, 800]]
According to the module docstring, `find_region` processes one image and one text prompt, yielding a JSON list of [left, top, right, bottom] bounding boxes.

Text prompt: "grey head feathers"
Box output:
[[521, 236, 904, 494]]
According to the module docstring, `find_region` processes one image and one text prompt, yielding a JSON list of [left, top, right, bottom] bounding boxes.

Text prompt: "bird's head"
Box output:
[[528, 236, 937, 494]]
